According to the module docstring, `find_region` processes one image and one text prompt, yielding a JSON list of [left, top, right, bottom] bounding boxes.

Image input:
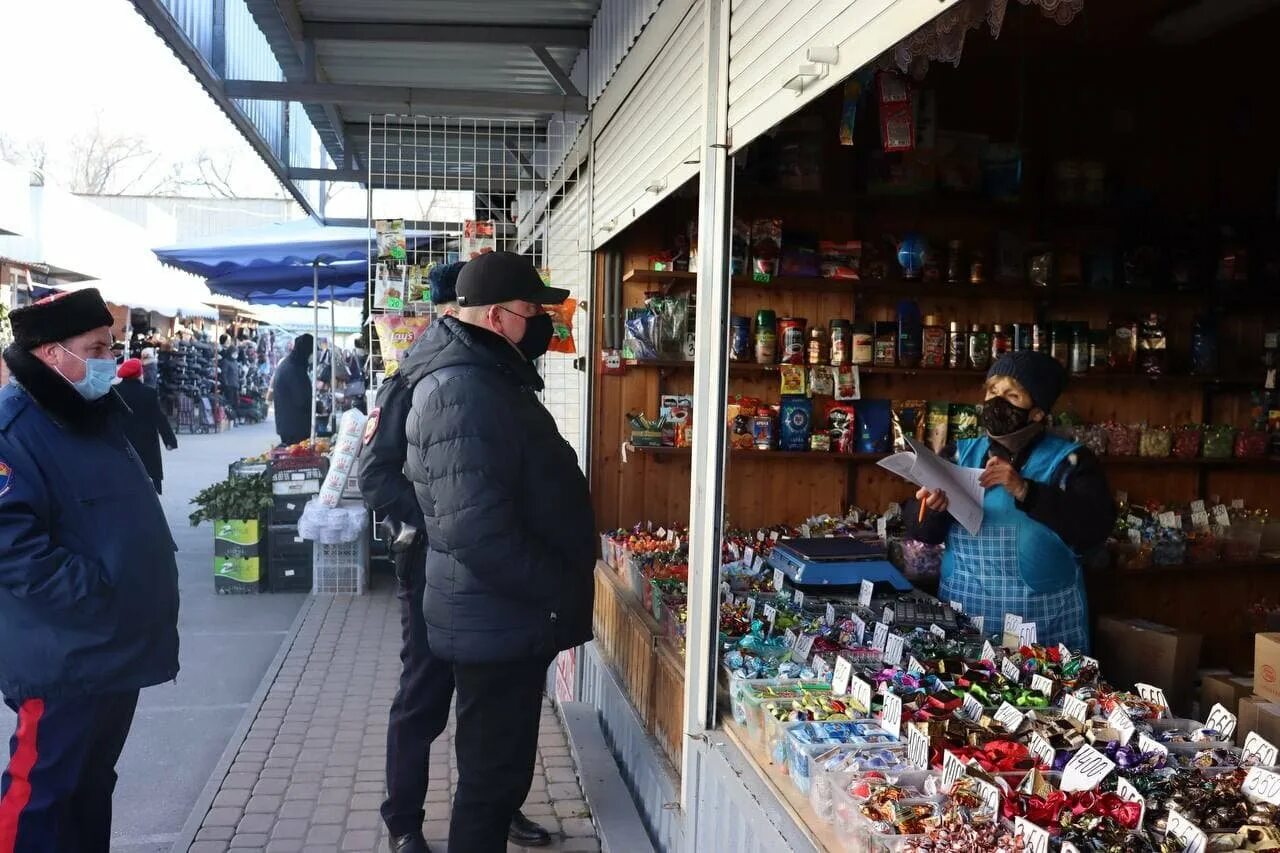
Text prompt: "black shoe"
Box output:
[[508, 810, 552, 847], [388, 831, 430, 853]]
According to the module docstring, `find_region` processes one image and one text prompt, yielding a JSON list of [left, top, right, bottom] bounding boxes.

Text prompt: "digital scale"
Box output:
[[766, 537, 912, 592]]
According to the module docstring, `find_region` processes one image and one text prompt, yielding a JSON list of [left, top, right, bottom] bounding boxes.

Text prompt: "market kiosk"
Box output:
[[579, 2, 1280, 850]]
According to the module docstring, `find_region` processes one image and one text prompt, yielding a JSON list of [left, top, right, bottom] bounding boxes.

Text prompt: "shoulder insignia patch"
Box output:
[[362, 408, 381, 446], [0, 459, 14, 498]]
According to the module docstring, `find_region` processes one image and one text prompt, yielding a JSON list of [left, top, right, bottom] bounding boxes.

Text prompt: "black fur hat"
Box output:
[[10, 289, 114, 350]]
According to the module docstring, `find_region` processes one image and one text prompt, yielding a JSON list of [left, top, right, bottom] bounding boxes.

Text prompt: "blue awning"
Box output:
[[242, 283, 367, 306], [204, 260, 367, 300], [153, 219, 375, 279]]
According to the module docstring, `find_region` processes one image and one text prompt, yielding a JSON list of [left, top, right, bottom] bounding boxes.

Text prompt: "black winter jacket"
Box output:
[[115, 378, 177, 485], [272, 335, 313, 445], [405, 317, 596, 664]]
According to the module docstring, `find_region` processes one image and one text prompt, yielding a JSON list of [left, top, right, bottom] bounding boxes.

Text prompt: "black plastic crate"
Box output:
[[269, 495, 308, 527], [267, 559, 312, 592]]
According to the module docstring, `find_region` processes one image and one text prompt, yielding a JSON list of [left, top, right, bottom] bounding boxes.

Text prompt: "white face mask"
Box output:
[[56, 345, 117, 400]]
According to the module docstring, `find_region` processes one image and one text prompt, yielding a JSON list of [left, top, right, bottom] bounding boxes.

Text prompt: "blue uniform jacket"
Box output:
[[0, 348, 180, 702]]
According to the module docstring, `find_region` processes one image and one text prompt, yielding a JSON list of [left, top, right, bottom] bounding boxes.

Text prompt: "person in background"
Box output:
[[219, 344, 241, 424], [428, 261, 461, 316], [903, 350, 1114, 650], [0, 289, 180, 851], [272, 333, 313, 446], [114, 358, 178, 494], [140, 347, 159, 389], [360, 261, 551, 853], [404, 253, 596, 853]]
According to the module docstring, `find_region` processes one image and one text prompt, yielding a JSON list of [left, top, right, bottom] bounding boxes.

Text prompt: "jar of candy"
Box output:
[[1139, 426, 1172, 458], [1172, 425, 1203, 459], [1113, 541, 1152, 571], [899, 540, 943, 582], [1203, 425, 1236, 459], [1234, 429, 1269, 459], [1225, 523, 1263, 561], [1082, 425, 1109, 456], [1105, 422, 1140, 456], [1186, 530, 1220, 564], [1152, 529, 1187, 566]]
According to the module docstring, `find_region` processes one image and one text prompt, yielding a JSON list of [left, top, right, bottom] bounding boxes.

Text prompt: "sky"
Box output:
[[0, 0, 285, 198]]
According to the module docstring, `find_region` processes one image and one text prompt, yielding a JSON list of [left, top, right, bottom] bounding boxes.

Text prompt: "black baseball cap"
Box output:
[[455, 251, 570, 307]]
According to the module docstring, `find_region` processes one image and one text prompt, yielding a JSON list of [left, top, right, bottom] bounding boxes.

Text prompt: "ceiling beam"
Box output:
[[301, 20, 589, 48], [531, 46, 581, 98], [224, 80, 587, 113]]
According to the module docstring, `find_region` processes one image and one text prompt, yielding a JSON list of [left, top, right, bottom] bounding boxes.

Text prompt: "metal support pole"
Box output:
[[329, 284, 336, 434], [310, 261, 319, 444], [680, 0, 732, 814]]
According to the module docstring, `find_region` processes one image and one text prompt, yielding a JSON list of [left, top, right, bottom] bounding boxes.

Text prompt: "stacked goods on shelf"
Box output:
[[159, 339, 219, 434], [266, 439, 329, 592]]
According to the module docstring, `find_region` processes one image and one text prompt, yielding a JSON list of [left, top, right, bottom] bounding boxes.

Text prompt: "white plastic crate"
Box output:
[[312, 536, 370, 595]]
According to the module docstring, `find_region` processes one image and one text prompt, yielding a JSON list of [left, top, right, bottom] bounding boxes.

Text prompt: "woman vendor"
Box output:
[[903, 351, 1115, 650]]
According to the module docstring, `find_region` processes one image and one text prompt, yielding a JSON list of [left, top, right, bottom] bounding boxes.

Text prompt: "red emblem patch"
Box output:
[[362, 408, 381, 446]]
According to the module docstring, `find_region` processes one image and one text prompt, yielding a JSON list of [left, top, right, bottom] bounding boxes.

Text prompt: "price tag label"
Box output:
[[929, 623, 947, 640], [1167, 808, 1208, 853], [1242, 732, 1280, 768], [825, 603, 836, 627], [942, 750, 967, 790], [1191, 499, 1206, 514], [793, 633, 816, 663], [752, 555, 764, 572], [1058, 643, 1072, 663], [859, 580, 874, 609], [961, 693, 985, 722], [1116, 776, 1147, 826], [783, 628, 798, 650], [1062, 693, 1089, 723], [972, 775, 1001, 814], [812, 654, 831, 679], [1134, 683, 1169, 717], [1242, 767, 1280, 805], [876, 516, 888, 539], [881, 692, 903, 739], [882, 605, 895, 625], [1159, 510, 1179, 529], [884, 634, 905, 667], [849, 614, 866, 645], [1061, 744, 1116, 792], [872, 622, 889, 652], [667, 529, 676, 543], [971, 615, 985, 634], [1002, 657, 1022, 682], [994, 702, 1026, 733], [1018, 621, 1038, 646], [770, 530, 780, 542], [743, 546, 755, 566], [1138, 733, 1169, 757], [1232, 498, 1245, 509], [949, 600, 964, 613], [1107, 706, 1136, 745], [772, 568, 785, 592], [1205, 703, 1238, 740], [832, 656, 853, 696], [1003, 613, 1023, 636], [745, 596, 757, 620], [1192, 510, 1210, 529], [907, 656, 926, 676], [1214, 505, 1233, 527], [1031, 674, 1055, 698], [756, 530, 766, 543], [656, 527, 667, 540], [1126, 514, 1142, 528], [793, 589, 805, 609], [1128, 528, 1142, 546], [908, 724, 930, 769], [1014, 817, 1050, 853], [982, 640, 999, 662], [849, 676, 873, 714], [1082, 655, 1099, 670], [1029, 732, 1055, 767], [762, 604, 777, 630]]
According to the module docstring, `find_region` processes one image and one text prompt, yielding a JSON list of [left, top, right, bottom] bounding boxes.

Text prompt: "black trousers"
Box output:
[[0, 690, 139, 853], [449, 654, 553, 853], [381, 548, 456, 837]]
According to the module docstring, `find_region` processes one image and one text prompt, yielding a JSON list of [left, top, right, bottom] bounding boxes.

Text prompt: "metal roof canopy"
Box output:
[[129, 0, 598, 219]]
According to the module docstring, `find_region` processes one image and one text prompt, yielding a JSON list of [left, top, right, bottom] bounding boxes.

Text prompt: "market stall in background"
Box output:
[[580, 0, 1280, 850]]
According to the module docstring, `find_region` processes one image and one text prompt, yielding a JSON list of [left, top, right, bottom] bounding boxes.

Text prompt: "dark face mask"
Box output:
[[499, 308, 554, 362], [981, 395, 1032, 436]]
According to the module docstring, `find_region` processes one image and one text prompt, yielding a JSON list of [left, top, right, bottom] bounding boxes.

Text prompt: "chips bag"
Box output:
[[546, 297, 578, 355], [373, 315, 431, 377]]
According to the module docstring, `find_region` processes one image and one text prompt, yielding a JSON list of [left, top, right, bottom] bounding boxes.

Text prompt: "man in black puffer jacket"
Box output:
[[405, 252, 595, 853]]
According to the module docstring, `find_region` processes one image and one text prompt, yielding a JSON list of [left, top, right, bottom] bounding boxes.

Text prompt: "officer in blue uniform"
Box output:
[[360, 263, 550, 853], [905, 351, 1115, 650], [0, 289, 180, 852]]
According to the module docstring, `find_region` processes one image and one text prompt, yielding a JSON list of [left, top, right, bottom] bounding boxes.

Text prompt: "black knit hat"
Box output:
[[987, 351, 1067, 412], [10, 289, 115, 350]]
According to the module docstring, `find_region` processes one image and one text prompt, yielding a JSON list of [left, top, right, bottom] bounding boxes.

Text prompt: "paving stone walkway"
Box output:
[[184, 584, 600, 852]]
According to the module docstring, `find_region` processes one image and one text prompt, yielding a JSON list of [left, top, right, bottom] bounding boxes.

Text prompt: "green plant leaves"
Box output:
[[189, 471, 272, 526]]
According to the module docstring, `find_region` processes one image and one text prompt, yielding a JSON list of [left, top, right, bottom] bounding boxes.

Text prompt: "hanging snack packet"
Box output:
[[373, 263, 405, 311], [780, 365, 807, 396], [826, 402, 857, 454], [926, 401, 950, 453], [891, 399, 928, 451], [545, 297, 578, 355], [373, 315, 431, 377], [809, 365, 835, 397], [376, 219, 407, 263], [857, 398, 892, 453], [834, 366, 861, 401], [779, 398, 813, 451], [948, 403, 979, 443]]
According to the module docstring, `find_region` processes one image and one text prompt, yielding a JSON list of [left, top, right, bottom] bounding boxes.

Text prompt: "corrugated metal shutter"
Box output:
[[542, 171, 592, 460], [590, 0, 704, 250], [726, 0, 959, 153]]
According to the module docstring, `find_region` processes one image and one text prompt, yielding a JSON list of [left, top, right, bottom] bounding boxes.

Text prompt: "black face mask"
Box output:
[[499, 307, 554, 362], [981, 395, 1032, 436]]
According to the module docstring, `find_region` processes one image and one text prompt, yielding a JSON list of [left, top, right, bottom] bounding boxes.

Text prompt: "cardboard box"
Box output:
[[1200, 673, 1255, 719], [1094, 616, 1202, 716], [1257, 633, 1280, 703], [1236, 694, 1280, 747]]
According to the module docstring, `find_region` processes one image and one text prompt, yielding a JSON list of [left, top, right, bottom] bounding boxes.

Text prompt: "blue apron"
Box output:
[[939, 434, 1091, 652]]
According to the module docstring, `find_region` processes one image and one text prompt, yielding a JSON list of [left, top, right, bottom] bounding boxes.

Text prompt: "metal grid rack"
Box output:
[[365, 115, 590, 456], [312, 537, 370, 595]]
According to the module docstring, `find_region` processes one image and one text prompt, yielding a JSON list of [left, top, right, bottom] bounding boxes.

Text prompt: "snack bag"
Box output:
[[461, 220, 496, 259], [826, 402, 857, 454], [891, 399, 927, 451], [780, 365, 807, 396], [376, 219, 407, 262], [373, 263, 405, 311], [373, 315, 431, 377], [546, 297, 578, 355], [779, 397, 813, 451]]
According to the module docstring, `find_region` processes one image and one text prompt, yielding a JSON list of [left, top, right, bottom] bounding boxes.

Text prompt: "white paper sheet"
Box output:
[[876, 437, 985, 535]]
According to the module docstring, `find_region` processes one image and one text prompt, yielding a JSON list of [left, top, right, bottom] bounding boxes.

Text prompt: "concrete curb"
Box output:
[[560, 701, 657, 853], [169, 595, 319, 853]]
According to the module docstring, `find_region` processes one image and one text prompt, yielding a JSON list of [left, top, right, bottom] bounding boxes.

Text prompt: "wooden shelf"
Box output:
[[629, 445, 888, 463], [1093, 557, 1280, 577]]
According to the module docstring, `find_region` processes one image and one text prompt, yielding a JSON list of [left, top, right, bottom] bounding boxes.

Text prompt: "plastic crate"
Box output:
[[312, 536, 370, 595]]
